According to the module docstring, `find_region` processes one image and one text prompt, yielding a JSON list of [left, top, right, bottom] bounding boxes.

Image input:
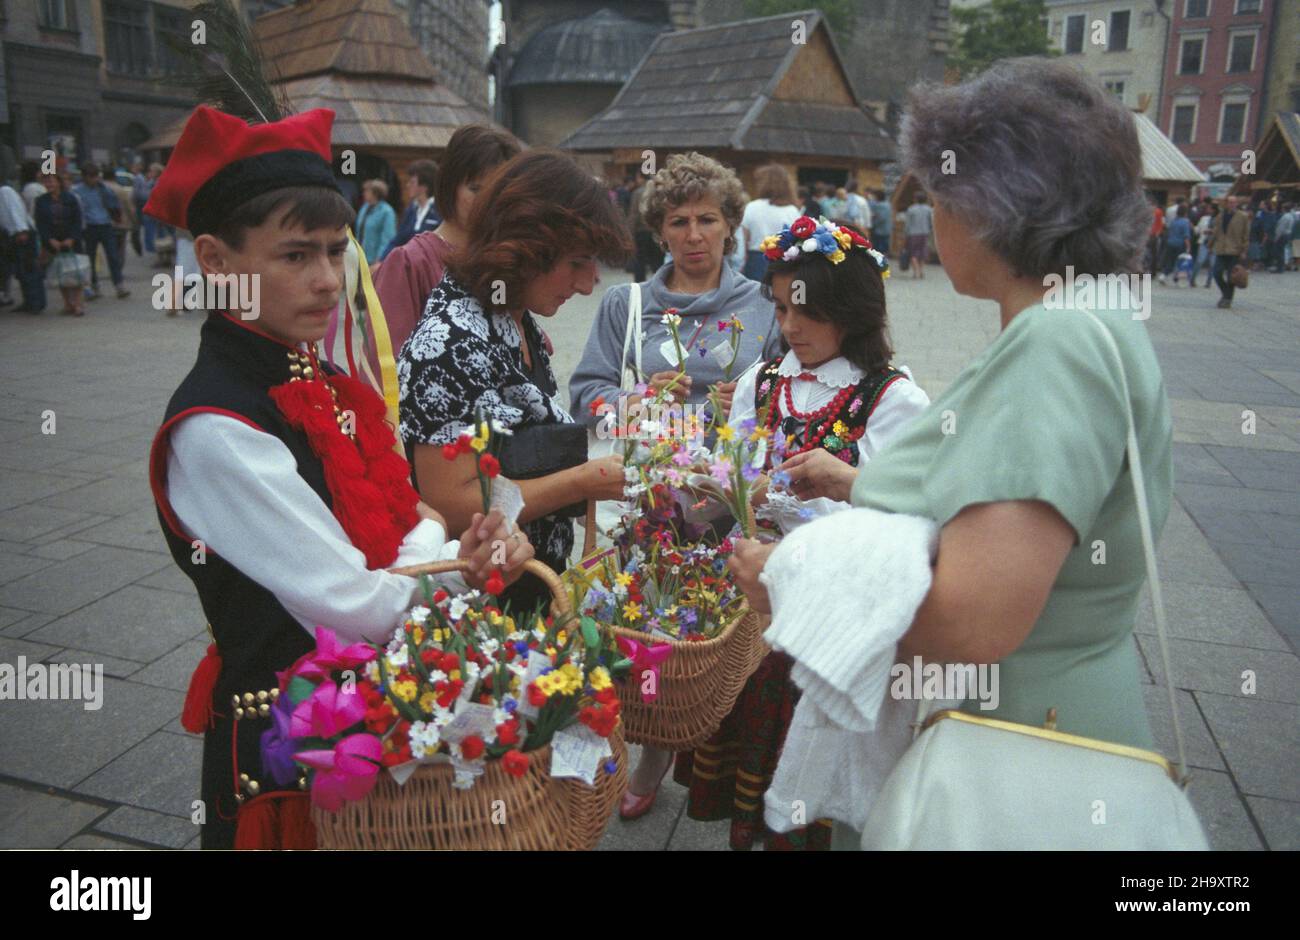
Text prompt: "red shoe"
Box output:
[[619, 763, 670, 820]]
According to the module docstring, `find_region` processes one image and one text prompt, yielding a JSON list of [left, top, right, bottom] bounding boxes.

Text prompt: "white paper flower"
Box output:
[[408, 605, 431, 625], [409, 721, 440, 759], [783, 246, 801, 261], [801, 238, 819, 252], [449, 597, 470, 620], [452, 769, 476, 790], [661, 312, 682, 327]]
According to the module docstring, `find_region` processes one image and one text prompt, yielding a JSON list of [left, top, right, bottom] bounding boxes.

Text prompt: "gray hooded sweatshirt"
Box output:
[[569, 262, 783, 428]]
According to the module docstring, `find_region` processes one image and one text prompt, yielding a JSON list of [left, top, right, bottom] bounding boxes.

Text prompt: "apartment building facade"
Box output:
[[1045, 0, 1172, 112]]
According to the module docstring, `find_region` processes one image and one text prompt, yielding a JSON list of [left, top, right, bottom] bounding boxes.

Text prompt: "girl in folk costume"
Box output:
[[670, 217, 931, 849], [146, 104, 534, 850]]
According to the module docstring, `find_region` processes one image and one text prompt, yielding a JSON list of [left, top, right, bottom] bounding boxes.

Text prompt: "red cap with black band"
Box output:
[[143, 105, 340, 235]]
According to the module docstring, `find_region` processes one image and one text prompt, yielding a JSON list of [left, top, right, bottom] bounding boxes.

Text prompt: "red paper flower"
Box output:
[[502, 749, 529, 777], [764, 245, 784, 261], [848, 229, 871, 248], [790, 216, 817, 239], [441, 443, 460, 461], [485, 570, 506, 595], [588, 395, 606, 417], [438, 652, 460, 674], [456, 434, 474, 454], [527, 683, 548, 707], [460, 734, 485, 760], [479, 454, 501, 478], [496, 720, 520, 745]]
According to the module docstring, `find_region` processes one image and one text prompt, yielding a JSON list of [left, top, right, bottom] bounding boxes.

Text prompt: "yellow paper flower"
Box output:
[[759, 235, 780, 251], [589, 666, 612, 691], [615, 572, 633, 588], [410, 626, 424, 645], [828, 249, 846, 265], [418, 690, 436, 714], [470, 436, 487, 453], [834, 229, 853, 250], [716, 425, 735, 441], [391, 679, 418, 702], [750, 425, 771, 442], [556, 630, 568, 646], [623, 601, 642, 621]]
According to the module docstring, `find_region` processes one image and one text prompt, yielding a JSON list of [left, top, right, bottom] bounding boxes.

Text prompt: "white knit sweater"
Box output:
[[758, 506, 954, 834]]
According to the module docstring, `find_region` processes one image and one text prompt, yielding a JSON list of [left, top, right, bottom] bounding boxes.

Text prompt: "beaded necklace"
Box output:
[[763, 376, 857, 457]]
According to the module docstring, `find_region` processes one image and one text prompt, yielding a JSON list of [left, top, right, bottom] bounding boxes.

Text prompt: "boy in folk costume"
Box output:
[[146, 105, 534, 849]]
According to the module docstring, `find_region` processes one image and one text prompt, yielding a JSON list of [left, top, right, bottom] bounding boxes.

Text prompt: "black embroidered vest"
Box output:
[[753, 355, 905, 469]]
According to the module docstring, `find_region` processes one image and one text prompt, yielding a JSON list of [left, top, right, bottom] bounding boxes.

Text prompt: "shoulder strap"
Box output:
[[1082, 310, 1189, 786], [620, 282, 642, 391]]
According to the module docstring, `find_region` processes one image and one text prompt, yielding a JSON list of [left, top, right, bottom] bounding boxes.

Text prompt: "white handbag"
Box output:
[[581, 283, 642, 550], [859, 310, 1209, 851]]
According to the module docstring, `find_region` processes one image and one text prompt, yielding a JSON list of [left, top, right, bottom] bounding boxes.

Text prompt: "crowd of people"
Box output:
[[0, 157, 180, 316], [1147, 191, 1298, 309]]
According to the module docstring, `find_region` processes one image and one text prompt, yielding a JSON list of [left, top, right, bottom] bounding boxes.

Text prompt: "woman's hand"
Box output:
[[456, 510, 534, 585], [648, 369, 691, 403], [711, 380, 737, 417], [582, 454, 627, 501], [727, 538, 777, 615], [778, 449, 857, 503]]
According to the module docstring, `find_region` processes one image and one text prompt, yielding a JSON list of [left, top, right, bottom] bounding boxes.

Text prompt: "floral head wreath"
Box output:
[[759, 215, 889, 277]]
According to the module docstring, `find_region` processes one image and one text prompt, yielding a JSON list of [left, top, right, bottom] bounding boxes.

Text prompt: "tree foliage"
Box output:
[[950, 0, 1056, 79]]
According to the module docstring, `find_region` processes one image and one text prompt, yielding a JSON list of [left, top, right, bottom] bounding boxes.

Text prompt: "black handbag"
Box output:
[[497, 422, 589, 518]]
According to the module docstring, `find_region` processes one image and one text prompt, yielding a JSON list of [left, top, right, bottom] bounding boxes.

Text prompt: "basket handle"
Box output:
[[583, 500, 598, 557], [390, 558, 572, 616]]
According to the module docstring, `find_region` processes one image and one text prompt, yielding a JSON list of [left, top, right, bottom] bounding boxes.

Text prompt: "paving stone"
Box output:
[[75, 731, 203, 819], [1183, 769, 1264, 851], [1138, 635, 1300, 704], [0, 634, 65, 663], [0, 612, 56, 639], [0, 551, 55, 585], [1246, 583, 1300, 653], [666, 812, 735, 851], [1171, 443, 1239, 486], [1179, 503, 1273, 545], [1195, 692, 1300, 802], [0, 678, 182, 789], [0, 549, 170, 617], [1213, 542, 1300, 589], [30, 585, 203, 661], [60, 834, 145, 850], [183, 834, 200, 850], [1204, 445, 1300, 491], [1142, 685, 1224, 771], [0, 606, 29, 628], [94, 805, 199, 849], [27, 539, 100, 561], [0, 783, 109, 849], [72, 509, 168, 553], [0, 504, 104, 542], [1176, 482, 1300, 517], [45, 648, 145, 680], [1250, 512, 1300, 550], [135, 564, 195, 596], [36, 473, 156, 517], [0, 471, 94, 512], [1245, 796, 1300, 851], [0, 443, 87, 474], [42, 451, 143, 477], [130, 640, 208, 692], [1134, 581, 1291, 650]]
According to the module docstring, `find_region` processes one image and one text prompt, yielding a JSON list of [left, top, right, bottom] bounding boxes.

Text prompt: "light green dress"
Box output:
[[850, 300, 1173, 750]]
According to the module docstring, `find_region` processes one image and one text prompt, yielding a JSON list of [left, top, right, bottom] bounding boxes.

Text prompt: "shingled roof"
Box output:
[[509, 8, 666, 87], [561, 9, 894, 161], [1133, 113, 1205, 184], [254, 0, 438, 83]]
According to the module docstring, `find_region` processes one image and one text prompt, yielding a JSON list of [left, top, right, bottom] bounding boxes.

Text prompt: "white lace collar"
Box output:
[[776, 351, 864, 389]]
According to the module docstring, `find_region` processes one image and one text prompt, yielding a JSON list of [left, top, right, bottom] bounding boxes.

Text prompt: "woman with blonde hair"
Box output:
[[355, 178, 397, 263], [739, 163, 800, 281]]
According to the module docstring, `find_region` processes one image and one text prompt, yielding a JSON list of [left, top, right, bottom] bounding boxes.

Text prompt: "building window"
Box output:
[[1234, 0, 1262, 13], [38, 0, 74, 29], [153, 5, 189, 76], [1185, 0, 1210, 16], [1109, 11, 1130, 51], [1227, 32, 1257, 72], [1179, 37, 1205, 74], [1220, 101, 1248, 142], [104, 1, 152, 76], [1172, 103, 1197, 143], [1104, 80, 1127, 101], [1064, 14, 1085, 54]]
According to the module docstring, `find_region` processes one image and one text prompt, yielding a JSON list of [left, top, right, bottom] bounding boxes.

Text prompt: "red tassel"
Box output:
[[181, 643, 222, 734], [234, 792, 317, 850]]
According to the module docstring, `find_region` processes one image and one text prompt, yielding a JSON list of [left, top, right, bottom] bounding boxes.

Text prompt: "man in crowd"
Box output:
[[1210, 194, 1251, 309], [0, 178, 45, 312], [380, 159, 440, 259], [72, 163, 130, 299]]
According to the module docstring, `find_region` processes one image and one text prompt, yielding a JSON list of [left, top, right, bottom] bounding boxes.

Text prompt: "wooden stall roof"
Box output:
[[1133, 113, 1205, 184], [561, 9, 894, 162], [254, 0, 438, 83], [1230, 112, 1300, 195]]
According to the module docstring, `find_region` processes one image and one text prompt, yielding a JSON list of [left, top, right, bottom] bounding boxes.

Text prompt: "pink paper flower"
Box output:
[[293, 627, 376, 681], [295, 734, 382, 811], [290, 679, 367, 739]]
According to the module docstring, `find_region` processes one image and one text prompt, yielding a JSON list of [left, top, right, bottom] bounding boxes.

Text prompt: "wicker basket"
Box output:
[[579, 504, 770, 751], [312, 559, 627, 850]]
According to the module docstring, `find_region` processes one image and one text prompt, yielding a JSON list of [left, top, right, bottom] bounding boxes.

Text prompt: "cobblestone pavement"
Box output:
[[0, 251, 1295, 850]]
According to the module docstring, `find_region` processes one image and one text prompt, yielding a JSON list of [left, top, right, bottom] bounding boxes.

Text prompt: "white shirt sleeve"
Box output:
[[166, 413, 466, 644], [860, 370, 931, 462]]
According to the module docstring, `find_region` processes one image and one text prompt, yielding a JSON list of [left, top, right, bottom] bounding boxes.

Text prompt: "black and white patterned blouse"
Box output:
[[398, 274, 576, 571]]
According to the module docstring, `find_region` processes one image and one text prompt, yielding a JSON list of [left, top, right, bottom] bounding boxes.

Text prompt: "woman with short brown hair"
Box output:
[[399, 149, 631, 612]]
